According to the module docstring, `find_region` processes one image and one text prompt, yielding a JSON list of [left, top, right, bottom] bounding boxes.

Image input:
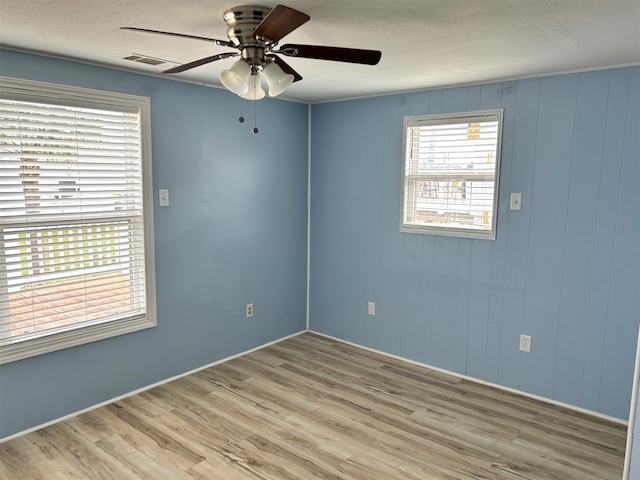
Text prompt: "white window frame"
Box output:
[[0, 77, 157, 364], [400, 109, 503, 240]]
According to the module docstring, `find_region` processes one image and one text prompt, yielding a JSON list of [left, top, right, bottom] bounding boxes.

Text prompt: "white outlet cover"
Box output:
[[368, 302, 375, 316]]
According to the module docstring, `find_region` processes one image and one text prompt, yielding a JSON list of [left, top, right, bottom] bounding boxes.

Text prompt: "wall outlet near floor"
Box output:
[[368, 302, 376, 316], [246, 303, 253, 318], [519, 334, 532, 352]]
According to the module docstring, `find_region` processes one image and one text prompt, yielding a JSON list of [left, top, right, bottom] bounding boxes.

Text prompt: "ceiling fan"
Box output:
[[121, 4, 382, 100]]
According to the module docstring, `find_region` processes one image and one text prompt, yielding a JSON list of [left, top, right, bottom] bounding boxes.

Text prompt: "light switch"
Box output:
[[510, 192, 522, 211], [158, 189, 169, 207]]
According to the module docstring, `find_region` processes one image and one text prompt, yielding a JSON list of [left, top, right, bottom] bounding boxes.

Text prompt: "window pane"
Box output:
[[401, 110, 503, 239], [0, 78, 155, 363]]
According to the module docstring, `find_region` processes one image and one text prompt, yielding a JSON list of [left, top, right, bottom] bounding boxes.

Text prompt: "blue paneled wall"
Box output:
[[310, 67, 639, 420], [0, 49, 637, 440], [0, 50, 309, 438]]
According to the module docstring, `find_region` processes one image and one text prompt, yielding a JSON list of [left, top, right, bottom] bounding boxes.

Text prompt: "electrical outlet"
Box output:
[[368, 302, 375, 316], [519, 334, 532, 353], [246, 303, 253, 318]]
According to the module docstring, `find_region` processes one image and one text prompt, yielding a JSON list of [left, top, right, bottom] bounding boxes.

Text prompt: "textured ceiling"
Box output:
[[0, 0, 639, 103]]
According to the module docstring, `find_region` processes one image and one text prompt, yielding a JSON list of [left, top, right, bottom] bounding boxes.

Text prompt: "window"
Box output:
[[0, 77, 156, 364], [401, 110, 503, 239]]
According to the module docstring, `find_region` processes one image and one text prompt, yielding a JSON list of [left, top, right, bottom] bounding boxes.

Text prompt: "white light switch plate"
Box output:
[[510, 192, 522, 210], [159, 189, 169, 207]]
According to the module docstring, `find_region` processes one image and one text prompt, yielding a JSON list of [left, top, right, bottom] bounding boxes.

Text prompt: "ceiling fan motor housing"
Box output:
[[223, 5, 273, 70], [224, 6, 273, 45]]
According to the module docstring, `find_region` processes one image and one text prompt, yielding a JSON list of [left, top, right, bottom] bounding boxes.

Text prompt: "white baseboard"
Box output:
[[310, 330, 628, 426], [0, 330, 307, 444], [4, 327, 625, 444]]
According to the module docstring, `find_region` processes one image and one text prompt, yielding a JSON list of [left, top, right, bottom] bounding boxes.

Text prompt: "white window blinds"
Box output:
[[401, 110, 503, 239], [0, 77, 156, 364]]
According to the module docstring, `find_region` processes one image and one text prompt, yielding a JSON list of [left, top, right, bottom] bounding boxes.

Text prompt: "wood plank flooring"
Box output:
[[0, 332, 627, 479]]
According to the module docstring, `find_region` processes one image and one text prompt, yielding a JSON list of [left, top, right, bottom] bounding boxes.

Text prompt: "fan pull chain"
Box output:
[[236, 81, 258, 134], [238, 96, 244, 124], [253, 96, 259, 134]]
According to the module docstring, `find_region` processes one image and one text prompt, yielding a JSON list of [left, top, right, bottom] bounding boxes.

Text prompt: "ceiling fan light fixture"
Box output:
[[263, 61, 294, 97], [219, 59, 251, 95], [124, 4, 382, 104], [240, 73, 266, 100]]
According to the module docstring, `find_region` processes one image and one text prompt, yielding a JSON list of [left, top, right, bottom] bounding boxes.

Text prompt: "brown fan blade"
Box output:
[[121, 27, 234, 48], [163, 52, 238, 74], [251, 5, 310, 42], [278, 44, 381, 65], [270, 55, 303, 82]]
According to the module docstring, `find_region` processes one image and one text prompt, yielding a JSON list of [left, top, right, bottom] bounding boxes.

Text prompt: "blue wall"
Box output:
[[0, 50, 309, 438], [310, 67, 640, 420], [0, 50, 637, 440], [629, 330, 640, 478]]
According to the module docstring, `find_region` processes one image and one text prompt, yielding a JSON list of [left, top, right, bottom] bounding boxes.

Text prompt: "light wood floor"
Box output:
[[0, 332, 627, 479]]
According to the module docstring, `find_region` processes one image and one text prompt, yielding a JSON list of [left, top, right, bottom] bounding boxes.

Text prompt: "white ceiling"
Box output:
[[1, 0, 639, 103]]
